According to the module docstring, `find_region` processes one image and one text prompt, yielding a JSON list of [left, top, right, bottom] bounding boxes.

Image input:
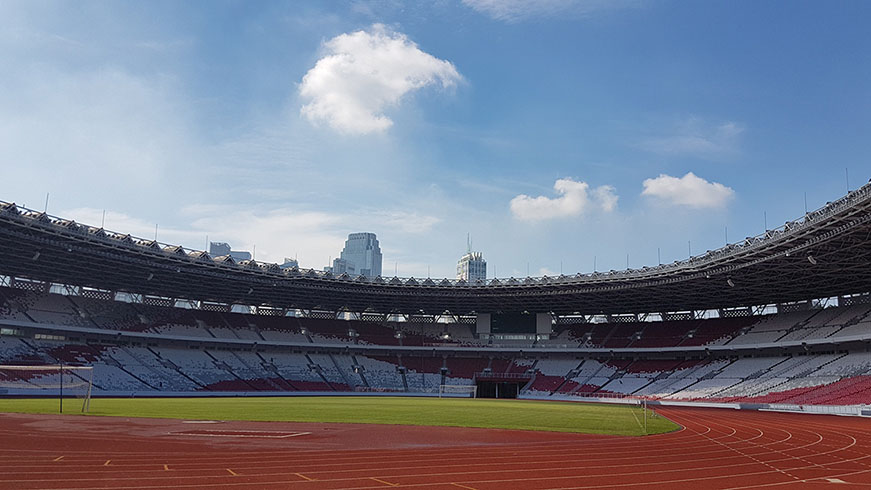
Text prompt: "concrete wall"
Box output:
[[536, 313, 552, 336], [476, 313, 491, 336]]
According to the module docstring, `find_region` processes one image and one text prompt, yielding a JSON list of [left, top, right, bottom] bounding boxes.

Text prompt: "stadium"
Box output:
[[1, 181, 871, 489], [2, 2, 871, 488]]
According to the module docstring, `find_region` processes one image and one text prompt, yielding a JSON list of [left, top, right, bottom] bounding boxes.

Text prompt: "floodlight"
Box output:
[[807, 255, 817, 265], [727, 278, 735, 287]]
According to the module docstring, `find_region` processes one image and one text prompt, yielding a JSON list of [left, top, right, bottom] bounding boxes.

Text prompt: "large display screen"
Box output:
[[490, 312, 536, 334]]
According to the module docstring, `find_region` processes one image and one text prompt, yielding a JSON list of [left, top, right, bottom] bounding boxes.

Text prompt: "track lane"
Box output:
[[1, 407, 869, 490]]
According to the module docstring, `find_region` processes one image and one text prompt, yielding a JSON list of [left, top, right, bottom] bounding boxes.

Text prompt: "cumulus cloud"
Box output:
[[641, 172, 734, 209], [462, 0, 634, 22], [299, 24, 462, 135], [641, 118, 744, 159], [510, 178, 617, 221]]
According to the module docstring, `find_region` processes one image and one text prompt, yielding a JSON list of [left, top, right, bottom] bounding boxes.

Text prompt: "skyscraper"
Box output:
[[457, 235, 486, 283], [330, 257, 356, 275], [209, 241, 251, 262], [338, 233, 382, 277], [457, 251, 487, 283]]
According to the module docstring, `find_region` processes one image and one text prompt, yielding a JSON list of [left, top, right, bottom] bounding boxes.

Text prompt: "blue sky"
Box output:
[[1, 0, 868, 278]]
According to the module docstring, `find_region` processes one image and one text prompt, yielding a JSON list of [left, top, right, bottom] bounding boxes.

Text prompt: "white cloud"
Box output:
[[592, 185, 618, 212], [299, 24, 462, 135], [375, 210, 441, 234], [0, 64, 201, 212], [641, 172, 734, 209], [510, 178, 618, 221], [641, 117, 744, 159], [462, 0, 634, 22]]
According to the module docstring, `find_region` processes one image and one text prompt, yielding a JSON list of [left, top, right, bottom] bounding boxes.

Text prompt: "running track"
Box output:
[[1, 407, 870, 489]]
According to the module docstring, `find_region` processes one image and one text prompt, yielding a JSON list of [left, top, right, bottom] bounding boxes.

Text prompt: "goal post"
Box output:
[[439, 384, 477, 398], [0, 365, 93, 413]]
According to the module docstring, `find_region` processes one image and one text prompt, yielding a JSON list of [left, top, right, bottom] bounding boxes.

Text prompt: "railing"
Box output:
[[764, 403, 868, 416], [473, 372, 532, 380]]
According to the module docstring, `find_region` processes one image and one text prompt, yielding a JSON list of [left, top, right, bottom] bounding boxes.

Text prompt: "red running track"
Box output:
[[1, 407, 870, 489]]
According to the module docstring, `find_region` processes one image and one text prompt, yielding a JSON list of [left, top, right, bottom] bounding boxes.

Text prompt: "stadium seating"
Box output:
[[1, 286, 871, 404]]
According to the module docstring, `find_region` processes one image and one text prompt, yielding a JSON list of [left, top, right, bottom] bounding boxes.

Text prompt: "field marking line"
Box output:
[[452, 484, 479, 490], [370, 477, 399, 486], [103, 460, 111, 466], [171, 430, 311, 439], [52, 456, 64, 462], [629, 405, 645, 433], [295, 473, 315, 481], [226, 468, 238, 476]]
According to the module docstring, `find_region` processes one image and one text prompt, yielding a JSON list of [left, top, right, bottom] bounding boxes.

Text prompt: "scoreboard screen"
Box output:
[[490, 312, 536, 334]]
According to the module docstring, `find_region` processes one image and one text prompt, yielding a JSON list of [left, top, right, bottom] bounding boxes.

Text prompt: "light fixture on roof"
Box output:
[[807, 255, 817, 265], [247, 287, 253, 294], [726, 278, 735, 287], [146, 273, 153, 281], [32, 252, 40, 261]]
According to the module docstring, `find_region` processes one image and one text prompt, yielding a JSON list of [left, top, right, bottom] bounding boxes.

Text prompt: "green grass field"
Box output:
[[0, 396, 679, 436]]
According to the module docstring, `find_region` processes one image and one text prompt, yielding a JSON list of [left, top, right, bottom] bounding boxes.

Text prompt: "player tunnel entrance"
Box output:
[[474, 373, 532, 399]]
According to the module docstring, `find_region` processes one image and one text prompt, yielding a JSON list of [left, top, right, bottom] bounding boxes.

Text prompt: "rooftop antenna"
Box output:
[[467, 233, 471, 253], [764, 211, 768, 231], [44, 193, 49, 213], [846, 167, 850, 192], [593, 255, 597, 272], [688, 240, 692, 257], [804, 192, 808, 214], [725, 225, 728, 244], [657, 247, 661, 265], [101, 210, 106, 229], [154, 224, 158, 241], [253, 244, 256, 261]]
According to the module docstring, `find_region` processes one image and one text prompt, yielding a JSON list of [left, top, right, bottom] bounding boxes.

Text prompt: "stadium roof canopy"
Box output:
[[2, 183, 871, 315]]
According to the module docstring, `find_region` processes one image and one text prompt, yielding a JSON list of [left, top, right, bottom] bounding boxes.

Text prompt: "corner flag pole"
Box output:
[[59, 360, 63, 414], [643, 399, 647, 434]]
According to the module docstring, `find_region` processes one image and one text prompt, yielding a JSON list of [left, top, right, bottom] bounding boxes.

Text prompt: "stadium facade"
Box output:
[[1, 183, 870, 407]]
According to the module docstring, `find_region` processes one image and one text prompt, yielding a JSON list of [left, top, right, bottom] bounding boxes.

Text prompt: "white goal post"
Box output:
[[0, 365, 93, 413], [439, 384, 478, 398]]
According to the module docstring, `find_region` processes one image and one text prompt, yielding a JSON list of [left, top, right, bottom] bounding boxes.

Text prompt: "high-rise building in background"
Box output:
[[337, 233, 382, 277], [329, 257, 355, 275], [457, 251, 487, 283], [457, 235, 486, 283], [279, 258, 299, 270], [209, 242, 252, 262]]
